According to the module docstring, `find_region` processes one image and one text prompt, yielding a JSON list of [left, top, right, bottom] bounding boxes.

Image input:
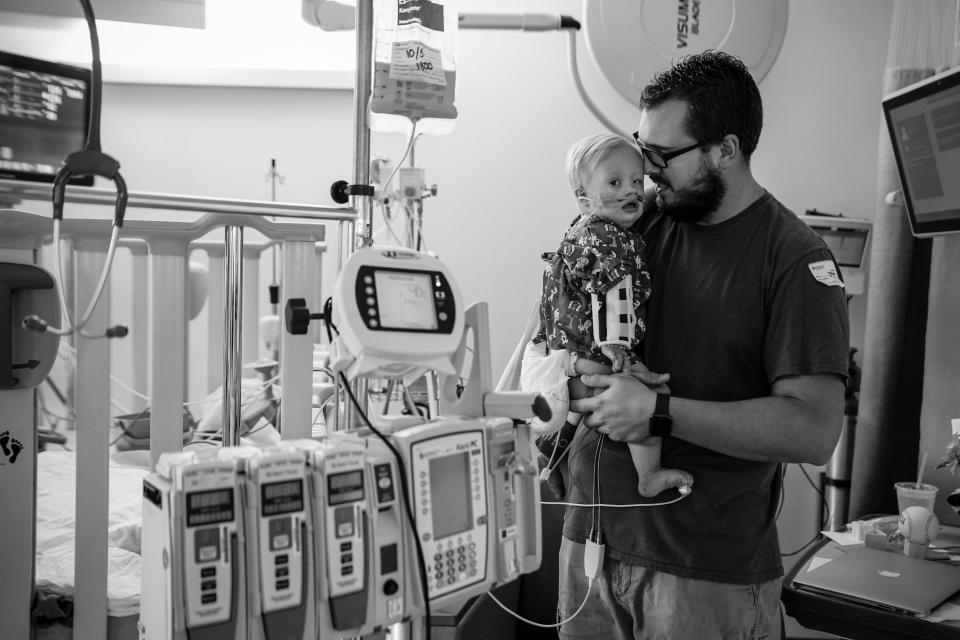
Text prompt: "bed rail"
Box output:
[[0, 198, 348, 640]]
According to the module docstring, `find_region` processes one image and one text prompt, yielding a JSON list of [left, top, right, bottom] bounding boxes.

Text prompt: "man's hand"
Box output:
[[569, 373, 658, 444]]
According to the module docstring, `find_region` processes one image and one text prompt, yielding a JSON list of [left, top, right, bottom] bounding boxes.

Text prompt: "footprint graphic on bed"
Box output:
[[0, 430, 23, 464]]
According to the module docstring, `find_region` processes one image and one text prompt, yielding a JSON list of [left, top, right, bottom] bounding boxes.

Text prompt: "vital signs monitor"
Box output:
[[329, 247, 463, 382]]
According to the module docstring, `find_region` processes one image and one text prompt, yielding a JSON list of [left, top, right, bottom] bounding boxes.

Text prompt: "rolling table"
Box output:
[[782, 518, 960, 640]]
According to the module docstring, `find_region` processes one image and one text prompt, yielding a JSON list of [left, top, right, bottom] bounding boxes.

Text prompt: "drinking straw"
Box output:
[[916, 451, 929, 489]]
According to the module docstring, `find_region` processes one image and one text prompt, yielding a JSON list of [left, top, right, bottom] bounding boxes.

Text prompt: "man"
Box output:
[[559, 50, 850, 639]]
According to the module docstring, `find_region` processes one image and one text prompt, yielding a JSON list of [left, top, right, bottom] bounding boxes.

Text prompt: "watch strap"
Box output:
[[649, 393, 672, 437]]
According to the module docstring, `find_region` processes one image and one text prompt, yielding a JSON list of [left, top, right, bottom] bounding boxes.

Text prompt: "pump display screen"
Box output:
[[373, 270, 438, 330], [328, 470, 364, 506], [186, 488, 234, 527], [429, 452, 473, 539], [261, 479, 304, 516]]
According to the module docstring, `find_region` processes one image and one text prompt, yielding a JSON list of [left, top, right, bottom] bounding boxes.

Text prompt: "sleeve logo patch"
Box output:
[[808, 260, 845, 287]]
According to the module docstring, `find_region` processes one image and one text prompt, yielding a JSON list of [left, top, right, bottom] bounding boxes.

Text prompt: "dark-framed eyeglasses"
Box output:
[[631, 131, 703, 169]]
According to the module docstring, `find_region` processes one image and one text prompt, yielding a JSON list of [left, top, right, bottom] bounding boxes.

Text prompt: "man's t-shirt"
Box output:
[[562, 191, 850, 584]]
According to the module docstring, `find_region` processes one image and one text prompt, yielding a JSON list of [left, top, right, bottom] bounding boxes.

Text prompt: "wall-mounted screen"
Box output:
[[0, 50, 92, 186], [883, 65, 960, 237]]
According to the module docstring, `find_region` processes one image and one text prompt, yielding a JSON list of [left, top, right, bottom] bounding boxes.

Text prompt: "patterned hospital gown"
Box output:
[[536, 214, 652, 365]]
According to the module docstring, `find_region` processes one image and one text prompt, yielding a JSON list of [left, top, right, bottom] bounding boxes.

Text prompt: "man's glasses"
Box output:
[[632, 131, 703, 169]]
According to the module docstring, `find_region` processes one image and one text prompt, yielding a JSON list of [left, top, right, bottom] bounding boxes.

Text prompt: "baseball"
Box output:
[[898, 506, 940, 544]]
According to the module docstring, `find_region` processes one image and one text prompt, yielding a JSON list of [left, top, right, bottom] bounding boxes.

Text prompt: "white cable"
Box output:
[[486, 578, 594, 629], [109, 374, 151, 402], [59, 341, 280, 413], [380, 123, 421, 212], [377, 201, 405, 245], [542, 495, 689, 508]]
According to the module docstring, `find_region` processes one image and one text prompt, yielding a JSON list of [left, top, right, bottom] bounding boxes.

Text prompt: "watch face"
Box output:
[[649, 415, 672, 437]]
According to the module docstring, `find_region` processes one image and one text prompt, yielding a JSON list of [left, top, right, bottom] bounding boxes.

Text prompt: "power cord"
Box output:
[[486, 577, 594, 629], [780, 463, 831, 557], [486, 522, 602, 630]]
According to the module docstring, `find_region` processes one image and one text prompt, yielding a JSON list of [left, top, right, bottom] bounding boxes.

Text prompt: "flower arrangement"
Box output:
[[937, 419, 960, 513], [936, 438, 960, 476]]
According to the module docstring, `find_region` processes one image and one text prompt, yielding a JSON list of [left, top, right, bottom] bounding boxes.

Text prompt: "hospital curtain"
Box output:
[[850, 0, 960, 521]]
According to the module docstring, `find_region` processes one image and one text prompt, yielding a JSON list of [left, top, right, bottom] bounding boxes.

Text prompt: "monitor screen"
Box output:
[[883, 65, 960, 237], [429, 451, 473, 540], [0, 51, 92, 186], [373, 269, 439, 330], [261, 479, 304, 516], [186, 488, 235, 527]]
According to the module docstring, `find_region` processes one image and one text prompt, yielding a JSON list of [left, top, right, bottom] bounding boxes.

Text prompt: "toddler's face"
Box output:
[[581, 146, 645, 227]]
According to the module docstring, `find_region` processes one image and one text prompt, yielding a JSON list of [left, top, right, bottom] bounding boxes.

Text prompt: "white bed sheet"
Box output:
[[34, 425, 283, 619], [35, 449, 150, 618]]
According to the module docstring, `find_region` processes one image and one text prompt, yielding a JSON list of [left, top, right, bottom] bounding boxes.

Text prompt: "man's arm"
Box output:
[[569, 372, 845, 465]]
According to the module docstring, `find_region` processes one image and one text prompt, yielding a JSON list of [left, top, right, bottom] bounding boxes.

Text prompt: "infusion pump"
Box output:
[[140, 246, 543, 639], [140, 423, 539, 639]]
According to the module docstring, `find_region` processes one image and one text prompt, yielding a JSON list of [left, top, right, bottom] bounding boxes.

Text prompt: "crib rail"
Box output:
[[0, 199, 346, 640], [0, 178, 356, 222]]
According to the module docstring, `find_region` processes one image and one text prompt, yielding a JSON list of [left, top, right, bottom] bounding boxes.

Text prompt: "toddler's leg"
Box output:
[[571, 359, 693, 498], [627, 439, 693, 498]]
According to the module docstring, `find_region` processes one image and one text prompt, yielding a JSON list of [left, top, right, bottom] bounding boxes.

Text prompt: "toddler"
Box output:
[[532, 133, 692, 498]]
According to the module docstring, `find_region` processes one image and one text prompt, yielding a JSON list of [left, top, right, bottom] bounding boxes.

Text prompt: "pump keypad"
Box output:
[[432, 538, 479, 590]]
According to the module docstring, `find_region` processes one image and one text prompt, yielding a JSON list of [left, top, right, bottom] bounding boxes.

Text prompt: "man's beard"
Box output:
[[653, 163, 726, 224]]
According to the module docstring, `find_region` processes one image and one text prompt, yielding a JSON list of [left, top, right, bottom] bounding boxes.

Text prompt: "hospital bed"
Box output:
[[0, 192, 350, 639]]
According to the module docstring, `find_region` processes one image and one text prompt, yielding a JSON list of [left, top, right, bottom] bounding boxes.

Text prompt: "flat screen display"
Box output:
[[883, 65, 960, 236], [186, 488, 235, 527], [429, 452, 472, 539], [261, 479, 304, 516], [817, 228, 869, 268], [373, 269, 438, 330], [0, 51, 92, 186], [328, 469, 364, 506]]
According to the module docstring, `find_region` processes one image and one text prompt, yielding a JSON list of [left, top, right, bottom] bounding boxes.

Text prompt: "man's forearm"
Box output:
[[670, 375, 845, 464]]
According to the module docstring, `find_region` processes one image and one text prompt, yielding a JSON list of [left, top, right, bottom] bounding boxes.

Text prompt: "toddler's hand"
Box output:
[[627, 361, 671, 392], [601, 344, 629, 373]]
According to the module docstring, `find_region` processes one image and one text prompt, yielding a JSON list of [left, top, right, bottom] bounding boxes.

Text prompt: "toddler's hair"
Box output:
[[565, 134, 641, 196]]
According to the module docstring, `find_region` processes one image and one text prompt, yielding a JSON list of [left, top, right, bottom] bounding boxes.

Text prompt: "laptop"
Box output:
[[793, 547, 960, 616]]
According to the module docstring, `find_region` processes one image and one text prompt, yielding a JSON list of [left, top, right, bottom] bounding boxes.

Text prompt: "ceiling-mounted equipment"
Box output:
[[582, 0, 789, 106]]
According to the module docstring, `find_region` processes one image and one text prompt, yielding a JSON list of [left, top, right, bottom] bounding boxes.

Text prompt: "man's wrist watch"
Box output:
[[649, 393, 672, 437]]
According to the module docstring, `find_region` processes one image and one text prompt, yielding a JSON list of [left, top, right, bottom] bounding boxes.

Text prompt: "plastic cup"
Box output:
[[895, 481, 938, 513]]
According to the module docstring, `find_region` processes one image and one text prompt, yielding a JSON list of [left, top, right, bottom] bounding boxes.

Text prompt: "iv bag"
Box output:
[[369, 0, 458, 135]]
